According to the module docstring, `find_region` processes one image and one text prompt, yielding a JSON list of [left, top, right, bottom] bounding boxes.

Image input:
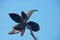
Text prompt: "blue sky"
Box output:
[[0, 0, 60, 40]]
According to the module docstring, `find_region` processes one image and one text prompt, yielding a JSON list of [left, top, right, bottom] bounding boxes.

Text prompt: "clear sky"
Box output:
[[0, 0, 60, 40]]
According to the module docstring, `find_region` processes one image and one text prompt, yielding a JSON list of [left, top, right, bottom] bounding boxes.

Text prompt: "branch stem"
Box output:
[[27, 24, 37, 40]]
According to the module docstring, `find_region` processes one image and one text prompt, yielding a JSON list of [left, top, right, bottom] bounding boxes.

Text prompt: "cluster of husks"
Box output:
[[9, 10, 40, 40]]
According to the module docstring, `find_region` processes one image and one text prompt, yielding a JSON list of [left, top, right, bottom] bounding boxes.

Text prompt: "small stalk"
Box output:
[[27, 24, 37, 40], [29, 29, 37, 40]]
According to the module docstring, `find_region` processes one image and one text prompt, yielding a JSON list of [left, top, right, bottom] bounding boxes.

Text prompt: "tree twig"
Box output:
[[27, 24, 37, 40], [29, 28, 37, 40]]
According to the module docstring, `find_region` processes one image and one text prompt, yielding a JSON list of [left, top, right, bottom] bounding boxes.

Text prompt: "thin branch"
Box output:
[[27, 24, 37, 40], [29, 28, 37, 40]]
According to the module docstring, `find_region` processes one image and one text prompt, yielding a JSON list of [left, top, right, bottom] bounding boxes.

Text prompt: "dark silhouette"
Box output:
[[9, 10, 40, 40]]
